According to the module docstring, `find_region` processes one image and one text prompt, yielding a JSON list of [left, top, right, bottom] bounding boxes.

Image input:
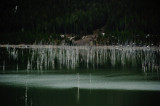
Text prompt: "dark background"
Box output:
[[0, 0, 160, 44]]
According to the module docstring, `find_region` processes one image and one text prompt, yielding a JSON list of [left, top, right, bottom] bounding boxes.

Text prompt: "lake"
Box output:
[[0, 45, 160, 106]]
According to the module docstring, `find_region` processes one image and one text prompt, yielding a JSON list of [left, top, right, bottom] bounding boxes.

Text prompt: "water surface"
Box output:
[[0, 45, 160, 106]]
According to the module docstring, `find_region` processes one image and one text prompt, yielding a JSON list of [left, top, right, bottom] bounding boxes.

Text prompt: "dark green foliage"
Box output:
[[0, 0, 160, 44]]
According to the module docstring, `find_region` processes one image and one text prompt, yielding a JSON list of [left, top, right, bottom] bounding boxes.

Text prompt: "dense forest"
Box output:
[[0, 0, 160, 44]]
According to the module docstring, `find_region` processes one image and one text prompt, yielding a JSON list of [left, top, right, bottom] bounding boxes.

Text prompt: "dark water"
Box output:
[[1, 84, 160, 106], [0, 71, 160, 106], [0, 46, 160, 106]]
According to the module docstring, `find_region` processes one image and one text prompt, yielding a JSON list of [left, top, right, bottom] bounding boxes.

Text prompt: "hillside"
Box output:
[[0, 0, 160, 45]]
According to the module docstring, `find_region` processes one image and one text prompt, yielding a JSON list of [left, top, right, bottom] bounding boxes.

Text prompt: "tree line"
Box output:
[[0, 0, 160, 44]]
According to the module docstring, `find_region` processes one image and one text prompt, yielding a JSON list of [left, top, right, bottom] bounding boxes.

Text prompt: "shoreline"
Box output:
[[0, 44, 159, 50]]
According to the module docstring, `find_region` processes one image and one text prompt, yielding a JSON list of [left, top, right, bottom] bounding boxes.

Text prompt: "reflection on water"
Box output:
[[0, 73, 160, 90], [25, 85, 27, 106], [1, 84, 160, 106], [0, 45, 160, 106], [3, 60, 5, 72], [0, 71, 159, 105], [77, 73, 80, 103], [0, 46, 160, 72]]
